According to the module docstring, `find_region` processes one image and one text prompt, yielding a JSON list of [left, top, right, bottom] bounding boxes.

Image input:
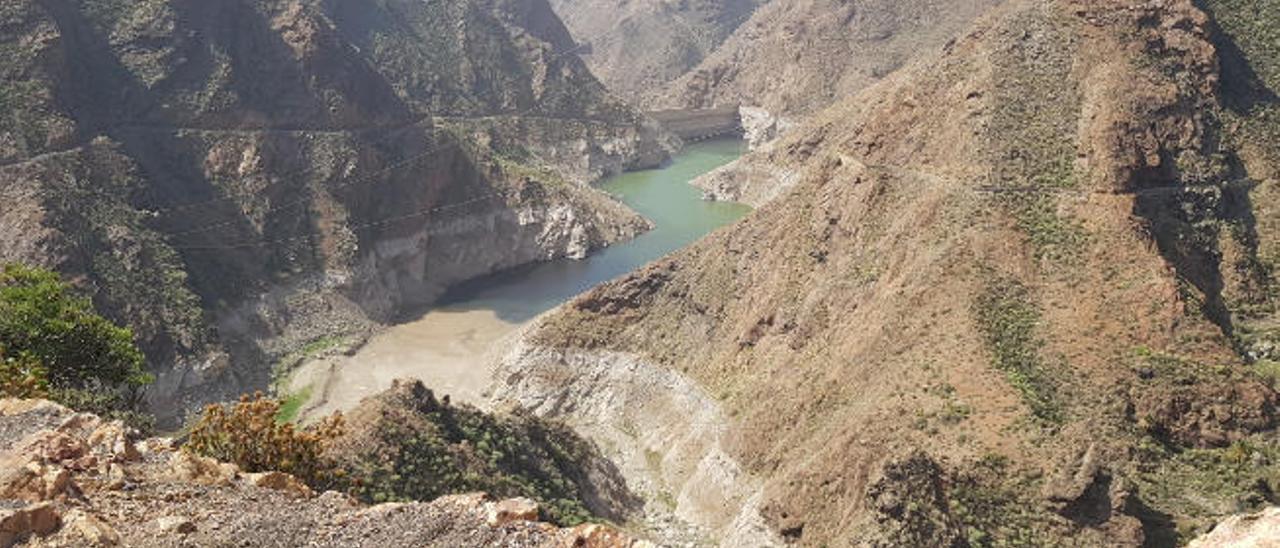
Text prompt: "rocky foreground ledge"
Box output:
[[0, 399, 650, 548]]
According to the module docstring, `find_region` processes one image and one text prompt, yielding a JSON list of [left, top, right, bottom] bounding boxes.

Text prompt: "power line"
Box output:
[[172, 188, 514, 251], [161, 127, 449, 239], [157, 38, 636, 243], [149, 37, 603, 217]]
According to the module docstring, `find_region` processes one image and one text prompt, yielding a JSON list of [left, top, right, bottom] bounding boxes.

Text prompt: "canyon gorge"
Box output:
[[2, 0, 1280, 546]]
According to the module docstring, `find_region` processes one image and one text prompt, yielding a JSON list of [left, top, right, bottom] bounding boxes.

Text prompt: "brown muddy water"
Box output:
[[288, 139, 749, 418]]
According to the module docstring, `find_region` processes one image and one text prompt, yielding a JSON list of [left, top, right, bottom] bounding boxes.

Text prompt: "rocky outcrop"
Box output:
[[1132, 379, 1277, 448], [0, 0, 674, 425], [737, 106, 795, 150], [689, 139, 808, 207], [1190, 507, 1280, 547], [324, 378, 640, 526], [489, 340, 783, 547], [0, 397, 652, 547]]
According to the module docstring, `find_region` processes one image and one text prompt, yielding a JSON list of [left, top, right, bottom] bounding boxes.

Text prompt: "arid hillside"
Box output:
[[0, 0, 674, 424], [654, 0, 1002, 144], [496, 0, 1280, 544], [548, 0, 764, 103]]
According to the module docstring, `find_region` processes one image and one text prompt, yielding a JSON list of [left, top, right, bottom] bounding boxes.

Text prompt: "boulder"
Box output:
[[0, 457, 74, 502], [0, 502, 61, 547], [486, 497, 539, 527], [244, 471, 313, 498], [55, 413, 103, 437], [153, 515, 197, 535], [64, 510, 121, 547], [1189, 506, 1280, 547], [558, 523, 657, 548], [167, 451, 238, 486], [87, 422, 140, 462], [34, 431, 88, 463]]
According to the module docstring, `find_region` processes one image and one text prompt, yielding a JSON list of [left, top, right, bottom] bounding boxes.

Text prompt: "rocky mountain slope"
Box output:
[[492, 0, 1280, 544], [0, 0, 675, 424], [0, 396, 652, 547], [547, 0, 764, 103], [654, 0, 1002, 145]]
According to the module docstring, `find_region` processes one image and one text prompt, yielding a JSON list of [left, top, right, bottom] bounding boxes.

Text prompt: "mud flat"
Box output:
[[289, 139, 749, 418]]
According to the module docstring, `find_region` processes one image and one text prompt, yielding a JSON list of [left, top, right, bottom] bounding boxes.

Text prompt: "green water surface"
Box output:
[[440, 138, 749, 322]]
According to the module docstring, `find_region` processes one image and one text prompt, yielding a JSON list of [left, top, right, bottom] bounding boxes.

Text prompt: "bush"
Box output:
[[973, 280, 1064, 425], [0, 263, 150, 390], [0, 345, 48, 399], [0, 264, 153, 428], [332, 386, 606, 526], [185, 393, 345, 490]]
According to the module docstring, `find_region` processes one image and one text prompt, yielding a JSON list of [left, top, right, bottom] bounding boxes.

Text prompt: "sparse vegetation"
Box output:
[[1006, 193, 1089, 263], [986, 7, 1088, 263], [1134, 436, 1280, 542], [974, 280, 1064, 424], [275, 384, 313, 424], [42, 143, 209, 363], [1252, 359, 1280, 387], [273, 335, 351, 381]]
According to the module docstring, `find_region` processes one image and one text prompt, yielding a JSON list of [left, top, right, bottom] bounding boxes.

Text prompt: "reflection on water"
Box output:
[[433, 138, 750, 323]]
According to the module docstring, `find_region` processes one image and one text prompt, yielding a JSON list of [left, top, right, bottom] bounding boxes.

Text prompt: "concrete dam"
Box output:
[[647, 106, 743, 141]]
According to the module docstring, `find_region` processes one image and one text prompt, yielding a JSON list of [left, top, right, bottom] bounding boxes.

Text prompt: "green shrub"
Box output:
[[337, 390, 604, 526], [1252, 359, 1280, 388], [0, 263, 150, 389], [0, 264, 153, 428]]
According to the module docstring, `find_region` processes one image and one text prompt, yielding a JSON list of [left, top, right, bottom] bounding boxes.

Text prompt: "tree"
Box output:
[[0, 263, 151, 403]]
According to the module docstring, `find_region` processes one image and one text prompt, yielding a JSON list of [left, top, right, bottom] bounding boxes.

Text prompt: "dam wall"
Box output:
[[648, 106, 743, 141]]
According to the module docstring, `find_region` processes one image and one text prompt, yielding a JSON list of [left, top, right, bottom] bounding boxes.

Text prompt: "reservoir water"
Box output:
[[292, 139, 749, 416]]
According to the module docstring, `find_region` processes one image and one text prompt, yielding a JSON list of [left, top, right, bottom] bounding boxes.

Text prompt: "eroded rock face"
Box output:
[[0, 0, 674, 426], [859, 452, 963, 548], [517, 0, 1280, 545], [489, 342, 784, 547], [548, 0, 764, 104], [655, 0, 1002, 124], [1190, 507, 1280, 547], [1133, 380, 1278, 448]]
